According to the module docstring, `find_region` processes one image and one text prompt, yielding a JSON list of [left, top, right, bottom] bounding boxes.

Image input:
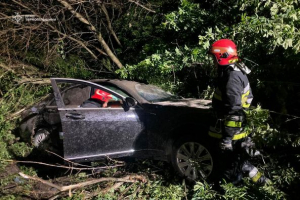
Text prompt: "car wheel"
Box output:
[[33, 128, 51, 148], [171, 137, 215, 181]]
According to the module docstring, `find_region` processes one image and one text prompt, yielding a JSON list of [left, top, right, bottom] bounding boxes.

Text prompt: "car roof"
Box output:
[[91, 79, 149, 104]]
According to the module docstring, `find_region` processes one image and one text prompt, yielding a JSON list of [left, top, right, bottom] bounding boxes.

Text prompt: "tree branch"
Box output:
[[101, 4, 122, 46], [8, 1, 101, 60], [128, 0, 156, 13], [19, 172, 142, 192], [57, 0, 124, 68], [5, 159, 124, 171], [17, 77, 51, 85], [0, 63, 15, 73]]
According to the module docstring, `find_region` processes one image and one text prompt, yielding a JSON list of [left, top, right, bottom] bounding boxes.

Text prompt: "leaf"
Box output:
[[175, 47, 182, 56]]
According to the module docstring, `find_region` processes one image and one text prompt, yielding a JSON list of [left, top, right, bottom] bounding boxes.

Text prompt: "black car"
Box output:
[[20, 78, 214, 180]]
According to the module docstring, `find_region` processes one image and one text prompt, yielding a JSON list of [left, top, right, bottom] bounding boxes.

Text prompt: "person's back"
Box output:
[[80, 98, 103, 108]]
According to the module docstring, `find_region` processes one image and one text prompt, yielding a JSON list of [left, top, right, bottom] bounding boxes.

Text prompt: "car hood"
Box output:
[[152, 98, 212, 109]]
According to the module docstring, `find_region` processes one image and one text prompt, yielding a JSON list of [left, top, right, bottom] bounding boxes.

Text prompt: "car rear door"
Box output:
[[50, 78, 146, 162]]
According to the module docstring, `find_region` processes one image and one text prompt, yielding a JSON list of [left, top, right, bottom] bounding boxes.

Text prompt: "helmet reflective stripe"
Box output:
[[91, 89, 112, 102], [211, 46, 237, 55]]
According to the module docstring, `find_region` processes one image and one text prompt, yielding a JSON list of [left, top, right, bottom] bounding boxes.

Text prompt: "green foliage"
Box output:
[[200, 86, 215, 100], [238, 0, 300, 53], [117, 44, 213, 93], [50, 55, 94, 79], [192, 181, 218, 200], [9, 142, 32, 158], [222, 182, 248, 200], [245, 106, 300, 149], [0, 195, 16, 200], [163, 0, 208, 32], [142, 179, 185, 199], [116, 0, 300, 116], [117, 0, 216, 93], [272, 166, 299, 186], [19, 166, 37, 177]]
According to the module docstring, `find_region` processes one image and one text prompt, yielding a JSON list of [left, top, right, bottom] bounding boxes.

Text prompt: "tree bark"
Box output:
[[101, 4, 122, 47]]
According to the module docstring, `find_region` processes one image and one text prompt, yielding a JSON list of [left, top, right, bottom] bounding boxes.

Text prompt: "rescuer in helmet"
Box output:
[[208, 39, 269, 185], [80, 89, 113, 108]]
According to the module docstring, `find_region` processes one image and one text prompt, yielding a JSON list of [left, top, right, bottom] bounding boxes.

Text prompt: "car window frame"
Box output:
[[47, 84, 91, 106], [50, 78, 127, 108]]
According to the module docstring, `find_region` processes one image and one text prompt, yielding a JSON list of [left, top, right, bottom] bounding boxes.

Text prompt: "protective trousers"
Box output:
[[218, 138, 267, 185], [208, 112, 267, 185]]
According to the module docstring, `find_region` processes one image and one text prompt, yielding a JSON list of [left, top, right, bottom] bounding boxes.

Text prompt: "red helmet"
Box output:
[[91, 89, 112, 102], [209, 39, 239, 66]]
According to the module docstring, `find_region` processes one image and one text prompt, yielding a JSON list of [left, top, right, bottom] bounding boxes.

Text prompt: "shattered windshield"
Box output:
[[135, 84, 179, 102]]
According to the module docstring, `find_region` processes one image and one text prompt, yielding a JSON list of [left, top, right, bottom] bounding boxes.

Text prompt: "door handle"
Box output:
[[65, 113, 85, 120]]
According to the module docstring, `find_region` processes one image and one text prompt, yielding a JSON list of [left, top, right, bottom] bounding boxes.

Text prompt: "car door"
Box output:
[[50, 78, 146, 162]]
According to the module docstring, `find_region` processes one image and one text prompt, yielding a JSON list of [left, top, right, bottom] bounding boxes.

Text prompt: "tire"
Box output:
[[171, 136, 216, 182]]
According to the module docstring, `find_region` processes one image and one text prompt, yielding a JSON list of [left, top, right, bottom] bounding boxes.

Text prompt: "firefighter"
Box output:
[[207, 39, 269, 185], [81, 89, 113, 108]]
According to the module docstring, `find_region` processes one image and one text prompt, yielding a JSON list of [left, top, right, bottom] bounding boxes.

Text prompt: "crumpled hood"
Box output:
[[152, 98, 212, 109]]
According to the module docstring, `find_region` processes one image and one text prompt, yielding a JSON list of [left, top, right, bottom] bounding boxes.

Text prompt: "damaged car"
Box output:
[[19, 78, 214, 181]]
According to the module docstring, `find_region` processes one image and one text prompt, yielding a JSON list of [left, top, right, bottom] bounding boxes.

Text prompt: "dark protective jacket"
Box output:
[[209, 62, 253, 141], [212, 63, 253, 115]]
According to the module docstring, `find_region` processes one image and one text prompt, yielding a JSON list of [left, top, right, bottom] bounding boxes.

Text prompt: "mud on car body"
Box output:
[[19, 78, 214, 181]]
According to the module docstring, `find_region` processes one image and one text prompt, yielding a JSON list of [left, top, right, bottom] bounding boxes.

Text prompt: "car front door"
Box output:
[[51, 78, 146, 162]]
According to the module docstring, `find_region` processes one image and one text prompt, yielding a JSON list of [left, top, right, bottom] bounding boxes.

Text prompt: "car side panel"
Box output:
[[58, 108, 146, 161]]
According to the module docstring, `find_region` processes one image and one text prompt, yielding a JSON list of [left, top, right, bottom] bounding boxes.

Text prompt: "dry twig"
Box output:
[[19, 172, 143, 192], [4, 159, 124, 171], [128, 0, 156, 13]]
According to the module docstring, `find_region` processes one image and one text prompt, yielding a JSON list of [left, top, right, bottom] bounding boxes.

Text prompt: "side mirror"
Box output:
[[125, 97, 137, 108]]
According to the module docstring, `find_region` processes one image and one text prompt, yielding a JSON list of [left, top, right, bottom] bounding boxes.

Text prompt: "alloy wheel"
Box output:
[[176, 142, 213, 180]]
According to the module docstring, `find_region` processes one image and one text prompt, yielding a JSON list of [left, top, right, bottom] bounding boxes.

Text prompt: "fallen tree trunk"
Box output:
[[17, 77, 51, 85]]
